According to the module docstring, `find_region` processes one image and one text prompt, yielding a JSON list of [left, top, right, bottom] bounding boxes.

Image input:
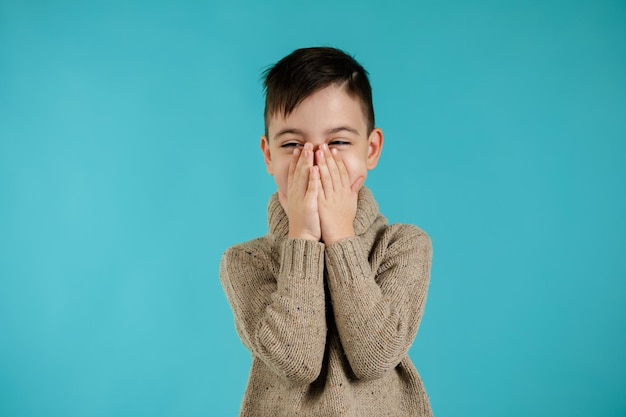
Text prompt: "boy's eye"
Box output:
[[281, 142, 303, 149], [329, 140, 350, 147]]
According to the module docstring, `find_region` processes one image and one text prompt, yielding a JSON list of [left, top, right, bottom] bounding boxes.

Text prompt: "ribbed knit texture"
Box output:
[[220, 187, 433, 416]]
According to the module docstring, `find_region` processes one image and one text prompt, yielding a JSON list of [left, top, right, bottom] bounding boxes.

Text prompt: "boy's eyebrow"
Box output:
[[273, 126, 360, 140], [325, 126, 360, 136], [273, 128, 304, 140]]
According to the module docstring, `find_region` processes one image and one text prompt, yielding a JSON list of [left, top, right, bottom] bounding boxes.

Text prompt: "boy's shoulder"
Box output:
[[222, 235, 274, 256], [374, 222, 432, 256], [220, 235, 277, 272], [385, 222, 430, 241], [363, 190, 429, 247]]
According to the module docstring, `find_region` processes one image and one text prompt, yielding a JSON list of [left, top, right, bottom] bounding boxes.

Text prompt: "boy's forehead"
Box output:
[[266, 86, 368, 138]]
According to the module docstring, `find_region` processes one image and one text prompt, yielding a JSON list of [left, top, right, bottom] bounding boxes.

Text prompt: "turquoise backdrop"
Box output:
[[1, 1, 625, 416]]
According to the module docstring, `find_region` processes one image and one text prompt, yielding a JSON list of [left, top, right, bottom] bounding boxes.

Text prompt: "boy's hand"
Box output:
[[315, 144, 364, 246], [279, 143, 322, 241]]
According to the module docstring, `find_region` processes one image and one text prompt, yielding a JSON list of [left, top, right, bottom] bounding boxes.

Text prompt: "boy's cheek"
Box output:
[[341, 158, 367, 182], [274, 169, 289, 195]]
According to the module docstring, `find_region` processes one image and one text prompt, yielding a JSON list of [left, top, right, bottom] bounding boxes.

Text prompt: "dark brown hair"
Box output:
[[263, 47, 375, 136]]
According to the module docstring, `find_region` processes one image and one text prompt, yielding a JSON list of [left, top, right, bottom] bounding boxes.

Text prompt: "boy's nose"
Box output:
[[308, 142, 323, 153]]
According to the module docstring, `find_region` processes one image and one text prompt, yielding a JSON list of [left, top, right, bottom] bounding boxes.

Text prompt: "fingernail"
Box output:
[[294, 148, 300, 156]]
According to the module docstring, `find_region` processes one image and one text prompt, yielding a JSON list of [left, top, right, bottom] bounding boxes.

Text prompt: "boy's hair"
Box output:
[[263, 47, 375, 136]]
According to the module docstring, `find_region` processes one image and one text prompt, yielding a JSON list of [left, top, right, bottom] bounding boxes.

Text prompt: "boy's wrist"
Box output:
[[288, 231, 320, 241], [322, 229, 355, 246]]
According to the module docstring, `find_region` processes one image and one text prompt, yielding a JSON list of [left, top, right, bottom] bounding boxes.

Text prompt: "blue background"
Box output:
[[1, 1, 625, 416]]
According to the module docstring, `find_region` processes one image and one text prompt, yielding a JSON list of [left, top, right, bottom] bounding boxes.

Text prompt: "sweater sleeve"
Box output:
[[324, 225, 432, 380], [220, 238, 327, 385]]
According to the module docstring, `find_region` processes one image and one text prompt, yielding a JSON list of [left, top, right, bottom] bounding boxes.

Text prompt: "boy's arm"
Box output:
[[324, 225, 432, 380], [220, 238, 327, 385]]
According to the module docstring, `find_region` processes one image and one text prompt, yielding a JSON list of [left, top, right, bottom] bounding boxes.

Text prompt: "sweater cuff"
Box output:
[[278, 239, 325, 292], [324, 236, 372, 286]]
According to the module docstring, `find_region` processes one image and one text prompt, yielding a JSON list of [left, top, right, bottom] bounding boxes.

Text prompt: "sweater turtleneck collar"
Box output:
[[267, 187, 381, 241]]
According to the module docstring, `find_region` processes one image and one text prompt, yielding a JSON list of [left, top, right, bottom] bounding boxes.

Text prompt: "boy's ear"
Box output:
[[366, 128, 384, 170], [260, 135, 274, 175]]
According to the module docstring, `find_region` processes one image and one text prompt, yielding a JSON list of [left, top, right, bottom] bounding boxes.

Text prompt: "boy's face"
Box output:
[[260, 84, 383, 201]]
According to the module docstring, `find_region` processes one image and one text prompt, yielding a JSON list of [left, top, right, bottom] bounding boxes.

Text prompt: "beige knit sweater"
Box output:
[[220, 187, 433, 416]]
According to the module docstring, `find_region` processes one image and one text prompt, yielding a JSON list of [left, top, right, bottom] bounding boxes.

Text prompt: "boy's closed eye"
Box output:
[[278, 140, 351, 152], [280, 142, 304, 149], [329, 140, 351, 148]]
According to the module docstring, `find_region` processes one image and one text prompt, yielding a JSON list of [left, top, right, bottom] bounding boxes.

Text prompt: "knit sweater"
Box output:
[[220, 187, 433, 416]]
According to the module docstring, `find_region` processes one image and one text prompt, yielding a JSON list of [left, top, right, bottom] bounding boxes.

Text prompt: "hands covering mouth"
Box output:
[[278, 142, 364, 245]]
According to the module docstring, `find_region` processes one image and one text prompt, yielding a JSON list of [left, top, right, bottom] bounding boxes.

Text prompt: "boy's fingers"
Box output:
[[293, 146, 306, 176], [287, 148, 300, 191], [306, 142, 315, 167], [331, 148, 350, 189], [293, 144, 311, 193], [351, 175, 364, 194], [288, 147, 300, 180], [323, 146, 341, 186], [308, 166, 320, 197], [316, 148, 334, 195]]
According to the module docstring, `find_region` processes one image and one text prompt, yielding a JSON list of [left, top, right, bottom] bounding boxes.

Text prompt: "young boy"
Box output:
[[220, 47, 433, 416]]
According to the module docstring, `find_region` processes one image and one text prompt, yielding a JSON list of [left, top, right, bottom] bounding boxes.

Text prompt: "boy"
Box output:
[[220, 47, 433, 416]]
